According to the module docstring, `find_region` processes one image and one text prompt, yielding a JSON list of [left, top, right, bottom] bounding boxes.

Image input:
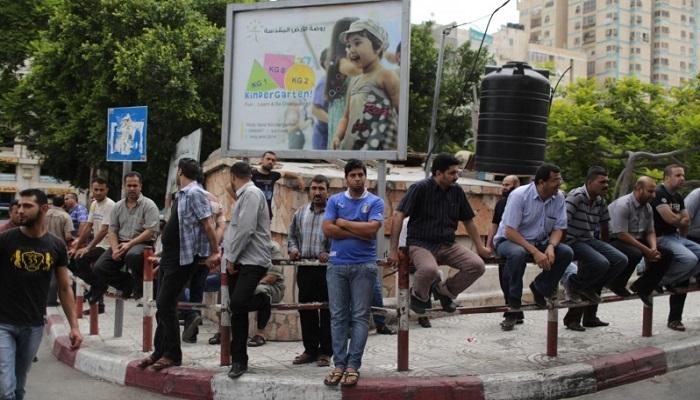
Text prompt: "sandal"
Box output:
[[340, 370, 360, 387], [148, 357, 181, 371], [247, 334, 266, 347], [208, 333, 221, 345], [292, 352, 315, 365], [135, 355, 157, 369], [323, 368, 344, 386]]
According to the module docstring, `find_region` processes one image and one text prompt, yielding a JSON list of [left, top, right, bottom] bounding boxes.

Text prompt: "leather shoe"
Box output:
[[529, 282, 547, 309], [431, 282, 458, 313], [667, 320, 686, 332], [500, 316, 517, 331], [228, 362, 248, 379], [418, 317, 431, 328], [410, 293, 429, 314], [565, 322, 586, 332], [582, 318, 609, 328]]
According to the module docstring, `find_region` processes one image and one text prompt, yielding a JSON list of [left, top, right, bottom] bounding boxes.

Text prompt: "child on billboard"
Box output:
[[331, 19, 399, 151]]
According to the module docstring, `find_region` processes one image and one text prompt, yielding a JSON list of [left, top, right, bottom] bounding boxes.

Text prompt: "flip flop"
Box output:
[[323, 368, 344, 386], [340, 370, 360, 387]]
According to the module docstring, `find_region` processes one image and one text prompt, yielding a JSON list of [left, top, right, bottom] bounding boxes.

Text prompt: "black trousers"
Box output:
[[608, 239, 672, 295], [670, 235, 700, 322], [229, 265, 267, 365], [563, 289, 601, 325], [151, 256, 199, 363], [297, 265, 332, 357], [93, 244, 148, 296], [69, 247, 106, 305], [498, 263, 524, 320]]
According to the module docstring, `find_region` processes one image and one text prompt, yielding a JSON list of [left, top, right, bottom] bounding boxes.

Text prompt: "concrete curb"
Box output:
[[44, 309, 700, 400]]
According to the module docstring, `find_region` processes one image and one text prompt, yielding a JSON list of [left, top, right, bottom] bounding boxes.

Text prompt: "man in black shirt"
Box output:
[[388, 153, 491, 314], [251, 151, 305, 219], [487, 175, 522, 322], [651, 164, 700, 332], [0, 189, 82, 400]]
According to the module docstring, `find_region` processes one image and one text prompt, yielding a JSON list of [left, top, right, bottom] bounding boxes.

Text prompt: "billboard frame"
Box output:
[[221, 0, 410, 161]]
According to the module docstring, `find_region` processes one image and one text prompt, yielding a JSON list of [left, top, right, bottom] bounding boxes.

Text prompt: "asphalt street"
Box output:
[[571, 364, 700, 399]]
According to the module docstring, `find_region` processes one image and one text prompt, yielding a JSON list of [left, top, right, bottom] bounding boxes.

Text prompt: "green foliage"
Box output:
[[407, 22, 490, 154], [547, 76, 700, 193], [1, 0, 246, 205]]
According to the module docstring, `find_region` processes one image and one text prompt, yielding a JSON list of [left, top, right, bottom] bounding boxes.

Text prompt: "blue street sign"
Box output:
[[107, 106, 148, 162]]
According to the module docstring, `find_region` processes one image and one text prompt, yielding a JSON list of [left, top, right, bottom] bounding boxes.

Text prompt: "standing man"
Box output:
[[0, 200, 20, 232], [388, 153, 491, 315], [93, 172, 159, 300], [135, 158, 220, 371], [494, 163, 573, 331], [44, 196, 73, 245], [64, 193, 88, 238], [0, 189, 82, 400], [322, 159, 383, 388], [607, 176, 672, 306], [252, 151, 306, 219], [487, 175, 521, 323], [223, 161, 272, 379], [651, 165, 700, 331], [560, 167, 627, 332], [68, 177, 114, 314], [288, 175, 333, 367]]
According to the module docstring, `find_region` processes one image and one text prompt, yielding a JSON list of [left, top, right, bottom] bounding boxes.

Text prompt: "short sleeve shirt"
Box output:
[[0, 229, 68, 325], [607, 192, 654, 239], [109, 195, 160, 242], [492, 197, 508, 225], [564, 185, 610, 243], [88, 198, 115, 249], [493, 183, 568, 243], [651, 184, 684, 236], [397, 178, 475, 249], [252, 169, 282, 219], [684, 188, 700, 238], [325, 190, 383, 265]]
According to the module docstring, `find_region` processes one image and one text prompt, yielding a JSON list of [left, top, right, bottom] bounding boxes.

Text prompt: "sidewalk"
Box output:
[[46, 294, 700, 400]]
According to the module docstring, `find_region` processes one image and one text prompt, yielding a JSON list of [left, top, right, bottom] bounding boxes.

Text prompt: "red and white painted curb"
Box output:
[[45, 309, 700, 400]]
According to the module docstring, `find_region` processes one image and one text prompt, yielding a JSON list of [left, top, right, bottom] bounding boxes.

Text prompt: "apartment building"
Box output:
[[517, 0, 700, 86]]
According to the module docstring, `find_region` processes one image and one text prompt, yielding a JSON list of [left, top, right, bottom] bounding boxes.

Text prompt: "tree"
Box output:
[[407, 22, 491, 154], [3, 0, 247, 205], [547, 76, 700, 197]]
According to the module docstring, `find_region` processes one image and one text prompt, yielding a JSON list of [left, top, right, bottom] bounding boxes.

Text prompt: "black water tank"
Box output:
[[475, 62, 551, 176]]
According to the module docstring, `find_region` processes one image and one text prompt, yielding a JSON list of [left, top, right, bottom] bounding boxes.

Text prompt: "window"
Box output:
[[583, 15, 596, 28], [605, 28, 617, 37], [681, 61, 687, 70], [605, 61, 617, 70], [574, 37, 581, 45], [575, 21, 581, 30], [583, 30, 596, 44], [654, 10, 670, 17], [681, 46, 686, 54], [575, 5, 581, 14], [587, 61, 596, 76], [682, 30, 687, 38], [681, 15, 687, 22], [583, 0, 596, 13], [545, 0, 554, 6], [544, 15, 550, 23]]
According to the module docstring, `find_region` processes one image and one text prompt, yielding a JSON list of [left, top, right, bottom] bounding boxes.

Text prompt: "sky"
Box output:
[[411, 0, 519, 34]]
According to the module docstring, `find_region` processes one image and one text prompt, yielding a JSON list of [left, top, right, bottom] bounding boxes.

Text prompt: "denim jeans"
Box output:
[[0, 323, 44, 400], [568, 239, 628, 291], [656, 234, 700, 286], [372, 276, 385, 327], [495, 239, 573, 308], [326, 262, 377, 370]]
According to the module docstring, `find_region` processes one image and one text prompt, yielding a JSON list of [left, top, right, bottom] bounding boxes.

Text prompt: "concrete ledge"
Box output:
[[481, 363, 596, 400]]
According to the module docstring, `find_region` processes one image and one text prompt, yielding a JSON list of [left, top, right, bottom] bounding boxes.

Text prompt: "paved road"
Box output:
[[571, 364, 700, 399], [24, 337, 169, 400]]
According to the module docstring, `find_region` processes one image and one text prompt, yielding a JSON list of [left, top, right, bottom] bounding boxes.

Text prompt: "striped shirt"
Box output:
[[176, 182, 213, 265], [398, 177, 475, 252], [565, 185, 610, 243], [287, 203, 330, 259]]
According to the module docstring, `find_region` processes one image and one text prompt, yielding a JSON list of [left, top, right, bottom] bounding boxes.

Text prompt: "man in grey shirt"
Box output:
[[223, 161, 272, 379], [93, 172, 159, 301], [684, 187, 700, 243]]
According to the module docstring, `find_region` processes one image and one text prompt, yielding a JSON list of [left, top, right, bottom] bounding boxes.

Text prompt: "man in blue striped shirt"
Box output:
[[561, 167, 627, 332]]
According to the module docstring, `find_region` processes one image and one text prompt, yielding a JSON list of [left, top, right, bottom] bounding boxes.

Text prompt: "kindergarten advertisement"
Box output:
[[222, 0, 409, 160]]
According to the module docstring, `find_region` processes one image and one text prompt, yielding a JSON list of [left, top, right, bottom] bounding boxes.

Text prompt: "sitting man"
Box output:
[[560, 167, 627, 331], [389, 153, 490, 315], [607, 176, 672, 306], [493, 163, 573, 331], [92, 172, 160, 301], [246, 263, 285, 347]]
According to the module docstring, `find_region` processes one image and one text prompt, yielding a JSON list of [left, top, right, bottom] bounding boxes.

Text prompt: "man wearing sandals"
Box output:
[[246, 262, 285, 347], [135, 159, 221, 372], [288, 175, 333, 367], [322, 160, 383, 387], [651, 165, 700, 332]]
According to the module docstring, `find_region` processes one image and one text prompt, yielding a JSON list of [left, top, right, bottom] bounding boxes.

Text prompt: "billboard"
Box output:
[[221, 0, 410, 161], [164, 129, 203, 213], [106, 106, 148, 162]]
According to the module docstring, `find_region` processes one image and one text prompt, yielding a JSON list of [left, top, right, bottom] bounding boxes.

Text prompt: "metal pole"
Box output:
[[219, 256, 231, 366], [397, 249, 410, 371], [642, 298, 653, 337], [114, 298, 124, 337], [546, 308, 558, 357], [89, 303, 99, 335], [376, 161, 387, 258], [75, 277, 84, 319], [425, 29, 449, 178], [121, 161, 132, 198], [142, 247, 154, 352]]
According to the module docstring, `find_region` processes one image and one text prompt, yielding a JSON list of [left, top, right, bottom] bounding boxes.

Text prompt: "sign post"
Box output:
[[107, 106, 148, 196]]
